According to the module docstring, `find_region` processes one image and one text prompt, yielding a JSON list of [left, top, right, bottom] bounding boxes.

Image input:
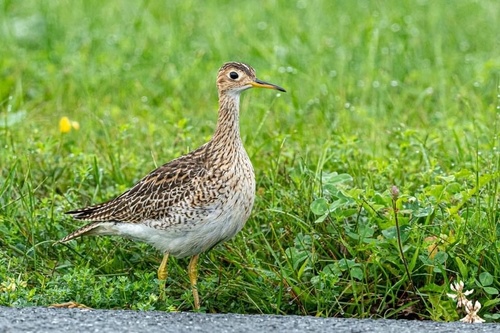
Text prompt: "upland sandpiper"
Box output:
[[58, 62, 285, 310]]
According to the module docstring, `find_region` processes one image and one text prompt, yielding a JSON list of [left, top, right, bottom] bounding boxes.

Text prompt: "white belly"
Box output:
[[95, 182, 255, 258]]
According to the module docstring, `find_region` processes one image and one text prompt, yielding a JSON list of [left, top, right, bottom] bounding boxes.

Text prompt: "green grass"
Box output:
[[1, 0, 500, 321]]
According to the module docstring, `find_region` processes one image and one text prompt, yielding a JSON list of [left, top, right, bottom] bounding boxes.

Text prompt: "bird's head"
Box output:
[[216, 62, 286, 96]]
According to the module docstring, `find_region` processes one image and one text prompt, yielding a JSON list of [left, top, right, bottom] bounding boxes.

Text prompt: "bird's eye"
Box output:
[[229, 71, 239, 80]]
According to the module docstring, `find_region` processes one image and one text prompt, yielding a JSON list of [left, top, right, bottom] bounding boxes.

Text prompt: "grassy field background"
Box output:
[[1, 0, 500, 320]]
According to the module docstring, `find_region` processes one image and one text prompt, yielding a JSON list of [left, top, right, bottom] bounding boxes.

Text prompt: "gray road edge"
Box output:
[[0, 306, 497, 333]]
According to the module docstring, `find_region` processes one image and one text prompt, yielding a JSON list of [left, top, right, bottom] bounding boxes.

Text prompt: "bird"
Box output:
[[57, 62, 286, 310]]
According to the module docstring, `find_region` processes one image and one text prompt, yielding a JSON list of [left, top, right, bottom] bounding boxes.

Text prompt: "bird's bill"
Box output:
[[251, 79, 286, 92]]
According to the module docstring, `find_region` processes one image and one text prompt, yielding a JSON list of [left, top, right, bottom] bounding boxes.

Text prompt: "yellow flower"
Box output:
[[59, 117, 80, 133], [59, 116, 71, 133], [71, 121, 80, 130]]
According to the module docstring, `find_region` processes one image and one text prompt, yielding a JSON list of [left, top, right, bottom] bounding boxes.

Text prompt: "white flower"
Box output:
[[460, 300, 485, 323], [447, 281, 473, 308]]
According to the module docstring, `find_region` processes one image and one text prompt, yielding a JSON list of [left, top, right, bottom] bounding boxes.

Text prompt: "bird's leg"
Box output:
[[158, 252, 169, 300], [187, 254, 200, 310]]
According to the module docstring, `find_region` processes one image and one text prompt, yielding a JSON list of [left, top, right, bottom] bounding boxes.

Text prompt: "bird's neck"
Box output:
[[212, 92, 242, 143]]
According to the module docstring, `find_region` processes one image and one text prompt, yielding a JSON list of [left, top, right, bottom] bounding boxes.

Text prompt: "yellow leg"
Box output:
[[158, 252, 169, 300], [188, 254, 200, 310]]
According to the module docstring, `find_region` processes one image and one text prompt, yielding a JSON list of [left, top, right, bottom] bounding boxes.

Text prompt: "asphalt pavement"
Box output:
[[0, 306, 498, 333]]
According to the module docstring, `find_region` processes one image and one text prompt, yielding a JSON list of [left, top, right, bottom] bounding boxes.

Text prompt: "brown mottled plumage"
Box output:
[[58, 62, 285, 310]]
